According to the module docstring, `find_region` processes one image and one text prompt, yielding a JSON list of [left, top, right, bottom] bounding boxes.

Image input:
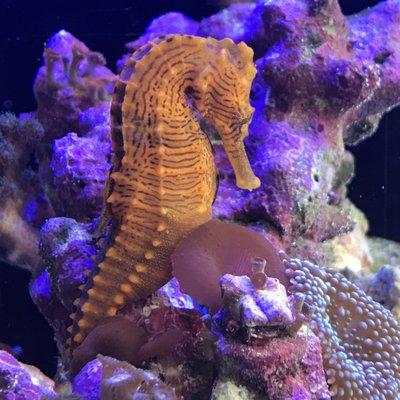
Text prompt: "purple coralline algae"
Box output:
[[0, 350, 56, 399], [30, 218, 96, 358], [50, 131, 111, 221], [118, 12, 199, 71], [126, 12, 199, 52], [34, 30, 116, 140], [357, 265, 400, 319], [211, 267, 329, 400], [70, 286, 213, 398], [73, 356, 177, 400], [198, 3, 256, 43], [213, 0, 390, 250], [0, 113, 51, 269]]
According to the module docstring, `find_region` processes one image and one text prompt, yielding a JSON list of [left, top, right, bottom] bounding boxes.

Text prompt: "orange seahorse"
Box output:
[[69, 34, 260, 352]]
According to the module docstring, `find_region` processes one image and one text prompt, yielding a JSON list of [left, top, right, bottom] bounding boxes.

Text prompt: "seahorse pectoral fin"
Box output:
[[224, 140, 260, 191]]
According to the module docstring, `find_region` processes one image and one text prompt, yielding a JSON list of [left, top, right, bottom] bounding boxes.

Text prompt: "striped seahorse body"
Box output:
[[69, 35, 260, 352]]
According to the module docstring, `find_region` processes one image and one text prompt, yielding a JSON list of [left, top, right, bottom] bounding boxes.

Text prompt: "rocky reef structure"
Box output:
[[2, 0, 400, 399], [50, 131, 111, 221], [0, 350, 56, 399], [211, 260, 329, 400], [0, 113, 51, 269], [357, 264, 400, 320], [211, 0, 400, 257], [34, 30, 116, 140], [0, 32, 115, 270], [73, 355, 178, 400]]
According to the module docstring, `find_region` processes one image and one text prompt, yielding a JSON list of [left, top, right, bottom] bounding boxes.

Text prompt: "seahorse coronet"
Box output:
[[68, 34, 260, 359]]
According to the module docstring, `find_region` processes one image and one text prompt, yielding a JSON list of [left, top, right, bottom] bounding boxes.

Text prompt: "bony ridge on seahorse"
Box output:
[[68, 34, 260, 355]]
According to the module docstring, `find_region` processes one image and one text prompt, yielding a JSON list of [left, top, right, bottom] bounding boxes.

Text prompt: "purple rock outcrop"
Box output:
[[0, 350, 56, 399], [211, 268, 329, 400], [198, 3, 256, 42], [73, 356, 177, 400], [0, 113, 53, 270], [34, 30, 116, 140], [30, 218, 96, 357], [212, 0, 400, 253], [50, 131, 111, 221], [118, 12, 199, 72], [126, 12, 199, 52]]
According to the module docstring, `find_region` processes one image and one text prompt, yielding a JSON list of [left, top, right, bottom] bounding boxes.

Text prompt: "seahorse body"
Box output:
[[69, 35, 260, 351]]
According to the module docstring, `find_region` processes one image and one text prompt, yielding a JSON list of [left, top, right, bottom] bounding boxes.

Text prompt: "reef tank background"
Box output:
[[0, 0, 400, 399]]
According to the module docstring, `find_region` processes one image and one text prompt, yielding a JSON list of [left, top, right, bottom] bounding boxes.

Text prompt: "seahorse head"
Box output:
[[192, 38, 260, 191]]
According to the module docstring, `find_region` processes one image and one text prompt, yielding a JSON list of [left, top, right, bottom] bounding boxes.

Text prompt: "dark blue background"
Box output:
[[0, 0, 398, 376]]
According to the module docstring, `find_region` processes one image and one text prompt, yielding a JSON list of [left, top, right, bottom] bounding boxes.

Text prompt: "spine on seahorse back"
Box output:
[[68, 35, 259, 351]]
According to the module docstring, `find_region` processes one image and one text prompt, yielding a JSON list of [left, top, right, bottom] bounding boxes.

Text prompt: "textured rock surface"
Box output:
[[286, 204, 372, 272], [211, 271, 329, 399], [367, 236, 400, 271], [34, 30, 116, 140], [358, 265, 400, 320], [125, 12, 199, 52], [198, 3, 256, 42], [211, 379, 263, 400], [30, 217, 96, 360], [0, 113, 52, 270], [0, 350, 56, 399], [211, 0, 400, 257], [72, 356, 177, 400], [117, 287, 214, 399], [118, 12, 199, 72], [51, 131, 111, 221]]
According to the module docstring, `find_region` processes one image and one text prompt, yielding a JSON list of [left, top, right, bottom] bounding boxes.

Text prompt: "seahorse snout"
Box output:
[[225, 140, 260, 191]]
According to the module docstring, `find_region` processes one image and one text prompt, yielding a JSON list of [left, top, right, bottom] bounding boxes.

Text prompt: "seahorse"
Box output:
[[69, 35, 260, 353]]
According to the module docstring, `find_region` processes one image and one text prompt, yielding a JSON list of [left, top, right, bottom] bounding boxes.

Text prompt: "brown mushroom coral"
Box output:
[[171, 219, 288, 313], [70, 316, 148, 377], [285, 257, 400, 400]]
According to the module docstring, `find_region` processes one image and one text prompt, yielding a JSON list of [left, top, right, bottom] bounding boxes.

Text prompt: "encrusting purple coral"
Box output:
[[30, 217, 97, 362], [69, 284, 214, 398], [357, 265, 400, 319], [34, 30, 116, 140], [211, 0, 400, 255], [0, 31, 115, 271], [211, 260, 329, 399], [0, 112, 53, 269], [50, 132, 111, 221], [73, 355, 177, 400], [0, 350, 56, 399], [197, 3, 256, 43]]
